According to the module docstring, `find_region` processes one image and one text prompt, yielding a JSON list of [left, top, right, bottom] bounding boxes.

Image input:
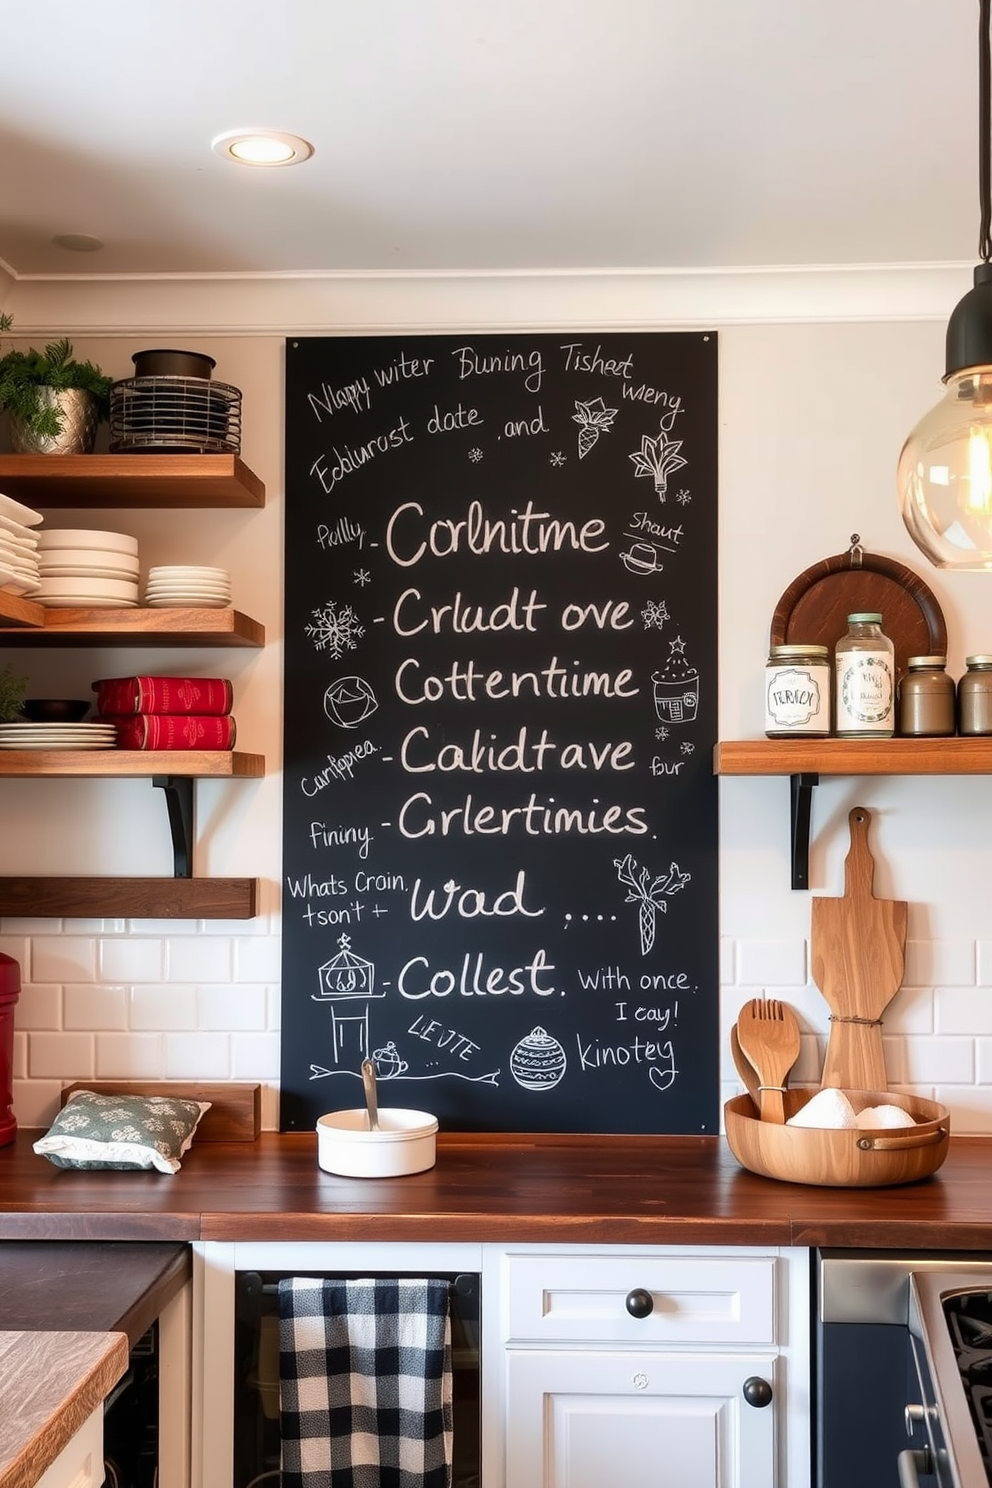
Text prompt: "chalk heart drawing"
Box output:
[[324, 676, 378, 729], [510, 1027, 567, 1091], [615, 854, 691, 956]]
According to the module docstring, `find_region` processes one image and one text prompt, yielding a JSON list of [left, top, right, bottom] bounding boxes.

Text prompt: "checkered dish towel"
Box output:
[[278, 1277, 453, 1488]]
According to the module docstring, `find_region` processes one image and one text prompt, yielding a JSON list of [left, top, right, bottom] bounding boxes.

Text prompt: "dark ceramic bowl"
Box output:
[[20, 698, 91, 723]]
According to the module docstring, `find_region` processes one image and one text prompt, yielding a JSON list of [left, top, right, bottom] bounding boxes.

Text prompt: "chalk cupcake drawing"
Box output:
[[629, 424, 688, 501], [305, 599, 364, 657], [653, 636, 699, 724], [510, 1027, 567, 1090], [572, 396, 618, 459], [614, 854, 691, 955]]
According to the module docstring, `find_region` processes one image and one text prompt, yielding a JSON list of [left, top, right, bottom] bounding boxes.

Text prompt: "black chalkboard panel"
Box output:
[[281, 331, 718, 1134]]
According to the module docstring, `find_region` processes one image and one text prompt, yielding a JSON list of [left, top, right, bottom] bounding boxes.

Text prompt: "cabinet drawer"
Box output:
[[504, 1254, 777, 1345], [34, 1406, 103, 1488]]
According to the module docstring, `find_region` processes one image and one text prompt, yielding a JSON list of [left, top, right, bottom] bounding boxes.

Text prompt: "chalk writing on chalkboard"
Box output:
[[281, 332, 718, 1135]]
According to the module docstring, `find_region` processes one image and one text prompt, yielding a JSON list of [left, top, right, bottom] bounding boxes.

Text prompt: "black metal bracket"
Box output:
[[789, 772, 819, 891], [152, 775, 195, 879]]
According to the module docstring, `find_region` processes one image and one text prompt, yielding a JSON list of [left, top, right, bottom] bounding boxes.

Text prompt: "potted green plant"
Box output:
[[0, 313, 112, 454]]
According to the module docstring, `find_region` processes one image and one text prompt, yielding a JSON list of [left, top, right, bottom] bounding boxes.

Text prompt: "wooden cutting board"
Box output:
[[810, 806, 907, 1091]]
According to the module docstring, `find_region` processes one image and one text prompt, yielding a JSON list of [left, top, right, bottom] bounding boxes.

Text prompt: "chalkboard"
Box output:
[[281, 331, 718, 1134]]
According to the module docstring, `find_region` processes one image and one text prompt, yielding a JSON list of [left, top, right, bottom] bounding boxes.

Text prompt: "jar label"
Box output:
[[765, 664, 828, 732], [836, 654, 894, 729]]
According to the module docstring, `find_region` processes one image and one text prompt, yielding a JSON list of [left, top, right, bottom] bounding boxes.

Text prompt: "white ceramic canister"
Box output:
[[316, 1107, 438, 1177], [764, 644, 831, 738]]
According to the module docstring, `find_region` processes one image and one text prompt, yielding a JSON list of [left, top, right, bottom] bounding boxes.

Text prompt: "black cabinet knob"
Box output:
[[742, 1376, 773, 1408], [625, 1288, 654, 1319]]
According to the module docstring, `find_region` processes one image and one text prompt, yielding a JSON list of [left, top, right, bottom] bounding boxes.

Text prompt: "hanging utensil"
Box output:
[[810, 806, 907, 1092], [734, 999, 802, 1124], [361, 1057, 380, 1131]]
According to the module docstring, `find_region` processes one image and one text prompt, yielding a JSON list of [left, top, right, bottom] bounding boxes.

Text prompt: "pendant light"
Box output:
[[898, 0, 992, 569]]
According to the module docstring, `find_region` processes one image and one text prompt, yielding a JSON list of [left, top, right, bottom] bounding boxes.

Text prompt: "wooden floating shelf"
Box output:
[[0, 606, 264, 646], [715, 737, 992, 776], [0, 589, 44, 627], [0, 876, 258, 920], [0, 453, 265, 508], [0, 750, 264, 777]]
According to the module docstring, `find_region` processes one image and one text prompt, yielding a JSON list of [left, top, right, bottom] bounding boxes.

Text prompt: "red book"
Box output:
[[92, 676, 234, 716], [98, 714, 237, 750]]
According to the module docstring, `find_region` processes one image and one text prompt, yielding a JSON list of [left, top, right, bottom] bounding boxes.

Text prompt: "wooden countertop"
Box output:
[[4, 1129, 992, 1248], [0, 1330, 128, 1488]]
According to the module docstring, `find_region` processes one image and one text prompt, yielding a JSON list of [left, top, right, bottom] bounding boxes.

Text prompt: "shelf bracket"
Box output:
[[789, 772, 819, 891], [152, 776, 195, 879]]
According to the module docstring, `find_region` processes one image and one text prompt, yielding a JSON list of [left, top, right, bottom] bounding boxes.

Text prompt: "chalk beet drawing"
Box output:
[[572, 396, 618, 459], [305, 599, 364, 657], [629, 424, 688, 501], [614, 854, 691, 955], [510, 1027, 567, 1090]]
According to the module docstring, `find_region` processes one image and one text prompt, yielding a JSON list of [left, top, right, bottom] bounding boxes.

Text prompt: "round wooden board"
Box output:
[[770, 546, 947, 684]]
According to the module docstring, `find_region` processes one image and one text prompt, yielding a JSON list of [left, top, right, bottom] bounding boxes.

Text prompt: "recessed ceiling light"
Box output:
[[51, 233, 104, 252], [211, 130, 314, 167]]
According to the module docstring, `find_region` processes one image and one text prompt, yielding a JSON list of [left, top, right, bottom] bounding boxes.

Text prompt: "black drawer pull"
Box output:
[[624, 1288, 654, 1319], [742, 1376, 773, 1408]]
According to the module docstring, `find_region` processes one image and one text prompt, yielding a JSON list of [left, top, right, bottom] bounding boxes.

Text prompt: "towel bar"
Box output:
[[240, 1270, 478, 1302]]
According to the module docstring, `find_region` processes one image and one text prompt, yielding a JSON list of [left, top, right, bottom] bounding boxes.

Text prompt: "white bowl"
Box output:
[[37, 528, 139, 555], [0, 492, 43, 526], [39, 548, 140, 572], [316, 1107, 438, 1177], [38, 575, 140, 601]]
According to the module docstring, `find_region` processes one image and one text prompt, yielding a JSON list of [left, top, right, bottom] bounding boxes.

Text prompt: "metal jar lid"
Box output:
[[965, 655, 992, 667], [907, 655, 947, 668], [846, 612, 883, 623], [768, 644, 829, 659]]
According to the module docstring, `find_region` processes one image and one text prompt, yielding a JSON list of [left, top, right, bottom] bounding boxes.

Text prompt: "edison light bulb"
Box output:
[[898, 369, 992, 569]]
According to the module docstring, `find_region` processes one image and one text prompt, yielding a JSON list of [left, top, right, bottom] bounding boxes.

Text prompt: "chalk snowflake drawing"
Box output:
[[468, 447, 484, 463], [641, 599, 669, 631], [550, 450, 567, 467], [629, 424, 689, 502], [305, 599, 364, 657], [614, 854, 691, 956], [572, 396, 618, 459], [676, 489, 693, 506], [681, 741, 695, 756]]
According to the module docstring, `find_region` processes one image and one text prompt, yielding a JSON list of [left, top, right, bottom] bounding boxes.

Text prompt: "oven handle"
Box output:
[[897, 1446, 932, 1487], [856, 1126, 947, 1152]]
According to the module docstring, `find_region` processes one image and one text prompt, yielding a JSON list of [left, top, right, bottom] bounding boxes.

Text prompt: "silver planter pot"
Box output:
[[10, 387, 100, 454]]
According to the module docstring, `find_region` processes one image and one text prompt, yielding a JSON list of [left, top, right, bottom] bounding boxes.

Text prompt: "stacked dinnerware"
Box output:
[[0, 492, 43, 597], [36, 529, 140, 608], [144, 565, 231, 608], [0, 721, 118, 750]]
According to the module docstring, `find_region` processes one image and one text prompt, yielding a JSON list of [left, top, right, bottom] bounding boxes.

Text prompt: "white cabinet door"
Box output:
[[506, 1350, 776, 1488]]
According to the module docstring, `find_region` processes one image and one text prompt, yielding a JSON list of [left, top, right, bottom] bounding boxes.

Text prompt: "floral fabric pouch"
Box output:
[[33, 1089, 210, 1173]]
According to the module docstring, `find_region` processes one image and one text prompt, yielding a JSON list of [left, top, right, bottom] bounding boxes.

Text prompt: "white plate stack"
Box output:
[[0, 492, 43, 597], [36, 529, 140, 608], [0, 722, 118, 750], [144, 565, 232, 608]]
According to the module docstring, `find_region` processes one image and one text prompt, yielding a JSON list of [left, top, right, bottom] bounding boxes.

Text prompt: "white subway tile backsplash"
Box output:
[[128, 985, 197, 1031], [720, 937, 735, 985], [166, 936, 232, 982], [99, 936, 164, 982], [233, 936, 282, 982], [16, 983, 61, 1031], [12, 1078, 63, 1129], [976, 1039, 992, 1084], [934, 1087, 992, 1134], [903, 1036, 975, 1084], [31, 937, 96, 983], [64, 984, 127, 1032], [736, 939, 806, 986], [936, 987, 992, 1035], [163, 1033, 230, 1079], [232, 1032, 281, 1079], [28, 1033, 94, 1080], [885, 986, 935, 1035], [904, 939, 976, 988], [96, 1034, 165, 1080], [199, 984, 266, 1031]]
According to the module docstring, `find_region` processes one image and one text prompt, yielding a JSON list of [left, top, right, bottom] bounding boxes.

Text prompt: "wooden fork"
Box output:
[[734, 998, 802, 1124]]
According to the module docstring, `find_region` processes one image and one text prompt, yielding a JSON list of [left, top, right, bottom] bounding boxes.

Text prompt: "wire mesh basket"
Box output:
[[109, 375, 242, 454]]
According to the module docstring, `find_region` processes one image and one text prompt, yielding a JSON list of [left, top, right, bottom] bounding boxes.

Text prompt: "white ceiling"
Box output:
[[0, 0, 983, 281]]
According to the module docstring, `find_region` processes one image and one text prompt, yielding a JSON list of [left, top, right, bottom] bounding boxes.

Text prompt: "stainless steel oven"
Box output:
[[816, 1250, 992, 1488]]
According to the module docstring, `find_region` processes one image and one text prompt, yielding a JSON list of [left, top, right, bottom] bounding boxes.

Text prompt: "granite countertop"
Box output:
[[3, 1129, 992, 1248], [0, 1330, 128, 1488]]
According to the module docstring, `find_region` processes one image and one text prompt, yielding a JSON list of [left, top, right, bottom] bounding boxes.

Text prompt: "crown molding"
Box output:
[[0, 261, 973, 335]]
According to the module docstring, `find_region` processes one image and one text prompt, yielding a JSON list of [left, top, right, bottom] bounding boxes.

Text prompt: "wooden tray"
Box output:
[[770, 536, 947, 684]]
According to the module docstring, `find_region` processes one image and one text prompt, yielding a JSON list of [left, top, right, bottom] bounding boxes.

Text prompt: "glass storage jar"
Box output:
[[897, 656, 956, 737], [834, 612, 895, 738], [764, 644, 831, 737], [958, 656, 992, 735]]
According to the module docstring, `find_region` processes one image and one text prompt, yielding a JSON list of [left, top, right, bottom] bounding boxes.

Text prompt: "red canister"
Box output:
[[0, 952, 20, 1146]]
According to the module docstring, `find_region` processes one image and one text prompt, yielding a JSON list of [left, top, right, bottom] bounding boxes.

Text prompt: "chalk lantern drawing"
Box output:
[[312, 934, 383, 1064]]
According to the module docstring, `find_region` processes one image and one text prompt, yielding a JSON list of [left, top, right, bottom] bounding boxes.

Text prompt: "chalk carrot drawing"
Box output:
[[572, 396, 618, 459], [614, 853, 691, 955], [629, 424, 688, 501]]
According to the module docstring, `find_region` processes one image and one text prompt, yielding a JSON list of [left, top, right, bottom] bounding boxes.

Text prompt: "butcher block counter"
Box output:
[[3, 1128, 992, 1247], [0, 1329, 128, 1488]]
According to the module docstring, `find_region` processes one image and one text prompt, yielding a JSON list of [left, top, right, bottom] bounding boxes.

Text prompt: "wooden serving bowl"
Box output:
[[724, 1088, 950, 1187]]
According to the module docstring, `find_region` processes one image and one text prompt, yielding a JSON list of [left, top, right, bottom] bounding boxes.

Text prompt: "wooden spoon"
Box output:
[[730, 1025, 761, 1109], [734, 999, 802, 1124]]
